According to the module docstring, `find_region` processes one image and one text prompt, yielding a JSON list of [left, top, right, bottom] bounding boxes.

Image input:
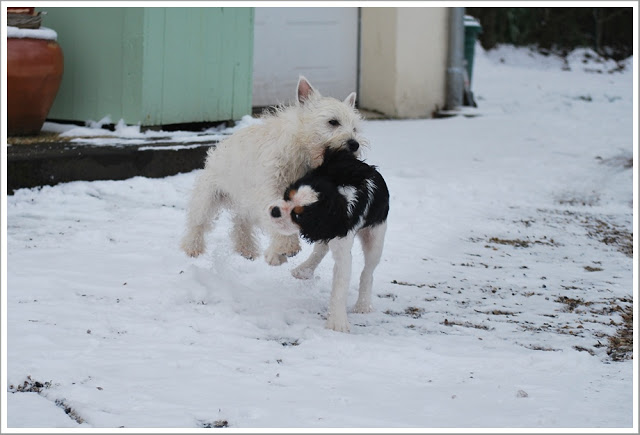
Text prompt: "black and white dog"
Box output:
[[269, 148, 389, 332]]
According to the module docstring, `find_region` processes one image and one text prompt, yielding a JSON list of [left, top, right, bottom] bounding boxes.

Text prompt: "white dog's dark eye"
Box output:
[[328, 119, 340, 127]]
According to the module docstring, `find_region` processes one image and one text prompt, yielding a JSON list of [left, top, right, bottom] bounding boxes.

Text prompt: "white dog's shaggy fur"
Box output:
[[181, 77, 367, 265]]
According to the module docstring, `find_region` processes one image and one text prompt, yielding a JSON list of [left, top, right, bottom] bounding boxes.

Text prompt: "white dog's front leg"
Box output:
[[325, 235, 355, 333], [292, 242, 329, 279], [265, 233, 301, 266]]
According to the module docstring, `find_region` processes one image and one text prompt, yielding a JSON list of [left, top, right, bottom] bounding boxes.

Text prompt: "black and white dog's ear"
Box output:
[[283, 186, 292, 200], [297, 76, 318, 105], [344, 92, 357, 108]]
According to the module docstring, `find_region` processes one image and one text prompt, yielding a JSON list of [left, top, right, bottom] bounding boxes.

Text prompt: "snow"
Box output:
[[7, 393, 78, 428], [7, 26, 57, 41], [3, 44, 636, 430], [481, 44, 632, 74], [41, 115, 263, 147]]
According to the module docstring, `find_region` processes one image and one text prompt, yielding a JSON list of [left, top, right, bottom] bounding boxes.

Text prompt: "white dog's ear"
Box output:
[[344, 92, 357, 108], [297, 76, 317, 104]]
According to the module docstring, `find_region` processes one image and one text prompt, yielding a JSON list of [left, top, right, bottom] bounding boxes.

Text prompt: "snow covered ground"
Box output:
[[3, 44, 637, 430]]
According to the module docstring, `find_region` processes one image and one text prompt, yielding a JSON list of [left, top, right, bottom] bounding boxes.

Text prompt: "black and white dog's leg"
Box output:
[[353, 222, 387, 313], [291, 242, 329, 279], [325, 233, 356, 332]]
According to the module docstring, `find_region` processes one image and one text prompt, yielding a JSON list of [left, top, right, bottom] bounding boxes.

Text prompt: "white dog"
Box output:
[[181, 77, 366, 265]]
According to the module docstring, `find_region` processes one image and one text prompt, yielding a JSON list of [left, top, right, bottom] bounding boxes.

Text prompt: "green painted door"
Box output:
[[43, 7, 254, 126]]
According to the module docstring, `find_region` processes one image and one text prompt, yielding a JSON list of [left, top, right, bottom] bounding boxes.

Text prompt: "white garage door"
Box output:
[[252, 7, 359, 108]]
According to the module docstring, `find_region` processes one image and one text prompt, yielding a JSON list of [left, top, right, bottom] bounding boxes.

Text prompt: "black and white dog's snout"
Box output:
[[347, 139, 359, 153]]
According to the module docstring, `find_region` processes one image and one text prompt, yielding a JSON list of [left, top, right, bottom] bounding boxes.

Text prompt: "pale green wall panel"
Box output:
[[229, 8, 255, 120], [140, 8, 166, 125], [158, 8, 212, 124], [43, 7, 254, 126], [120, 9, 145, 124], [145, 7, 255, 124], [45, 8, 144, 122]]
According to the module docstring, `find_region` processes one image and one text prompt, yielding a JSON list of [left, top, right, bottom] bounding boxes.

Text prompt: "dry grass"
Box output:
[[573, 345, 596, 356], [486, 236, 559, 248], [524, 344, 562, 352], [442, 318, 493, 330], [200, 420, 229, 428], [584, 218, 633, 258], [555, 296, 593, 312], [8, 375, 51, 393], [9, 376, 86, 424], [54, 399, 85, 424], [384, 306, 425, 319], [608, 304, 633, 361], [391, 280, 426, 288], [478, 309, 519, 316]]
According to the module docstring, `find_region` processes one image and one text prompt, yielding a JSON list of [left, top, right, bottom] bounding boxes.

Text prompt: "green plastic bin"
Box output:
[[464, 15, 482, 87]]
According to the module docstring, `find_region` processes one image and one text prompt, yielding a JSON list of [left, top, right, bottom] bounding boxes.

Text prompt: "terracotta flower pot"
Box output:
[[8, 36, 64, 136]]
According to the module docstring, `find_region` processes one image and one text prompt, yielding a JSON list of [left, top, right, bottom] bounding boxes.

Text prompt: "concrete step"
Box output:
[[7, 138, 215, 194]]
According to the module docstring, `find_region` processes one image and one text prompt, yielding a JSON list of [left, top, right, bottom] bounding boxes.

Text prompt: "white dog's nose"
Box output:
[[347, 139, 359, 152], [270, 206, 281, 218]]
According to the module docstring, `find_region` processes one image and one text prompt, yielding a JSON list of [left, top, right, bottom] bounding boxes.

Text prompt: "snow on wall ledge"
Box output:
[[7, 26, 57, 40]]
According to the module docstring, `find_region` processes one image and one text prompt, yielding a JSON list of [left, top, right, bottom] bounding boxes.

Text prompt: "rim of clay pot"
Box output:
[[7, 12, 42, 29]]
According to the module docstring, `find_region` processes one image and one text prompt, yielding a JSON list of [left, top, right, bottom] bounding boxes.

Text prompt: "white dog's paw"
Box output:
[[284, 247, 301, 258], [352, 302, 374, 314], [325, 314, 350, 333], [235, 242, 258, 261], [264, 250, 288, 266], [291, 266, 314, 280], [181, 236, 205, 258], [238, 249, 257, 261], [283, 242, 302, 258], [273, 235, 301, 258]]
